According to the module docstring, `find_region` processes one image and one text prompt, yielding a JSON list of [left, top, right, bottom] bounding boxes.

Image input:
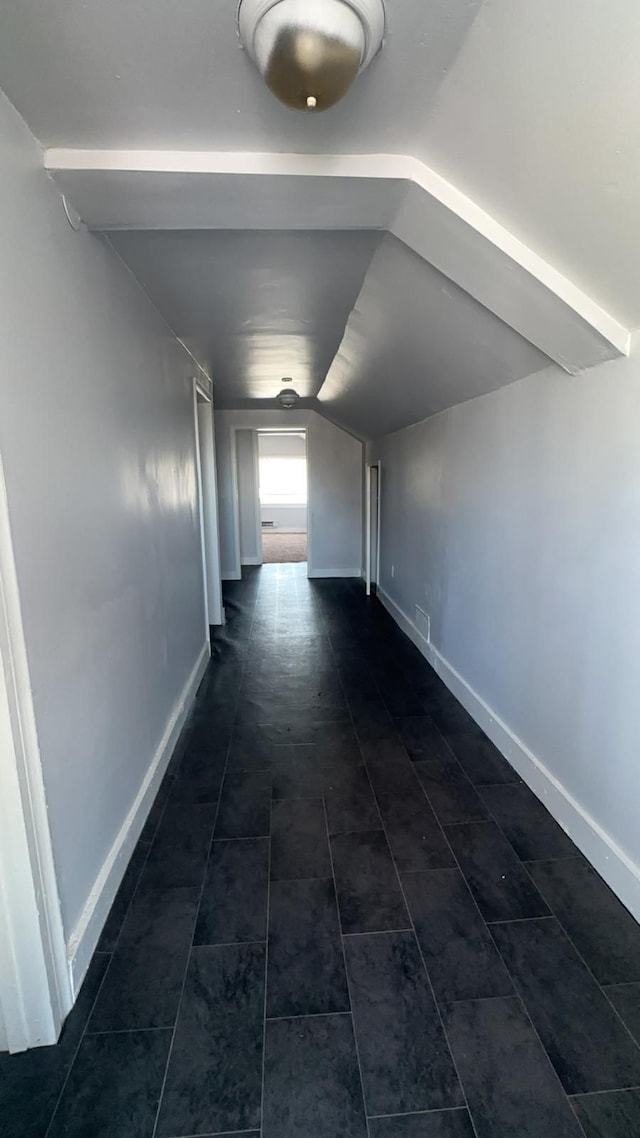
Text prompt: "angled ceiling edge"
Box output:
[[45, 149, 630, 373]]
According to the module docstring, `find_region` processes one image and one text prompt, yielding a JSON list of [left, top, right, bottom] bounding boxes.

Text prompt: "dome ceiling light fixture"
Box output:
[[277, 386, 300, 408], [237, 0, 385, 113]]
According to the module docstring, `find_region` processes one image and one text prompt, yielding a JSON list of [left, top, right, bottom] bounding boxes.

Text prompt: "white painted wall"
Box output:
[[216, 411, 362, 578], [370, 350, 640, 919], [236, 430, 261, 565], [0, 90, 209, 985], [260, 505, 307, 532]]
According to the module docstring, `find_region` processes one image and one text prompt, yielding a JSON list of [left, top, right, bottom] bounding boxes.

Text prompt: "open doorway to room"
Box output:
[[258, 430, 308, 564]]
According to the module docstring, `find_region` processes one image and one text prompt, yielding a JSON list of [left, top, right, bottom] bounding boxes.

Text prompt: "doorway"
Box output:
[[257, 430, 308, 565], [366, 461, 381, 596], [193, 380, 223, 628]]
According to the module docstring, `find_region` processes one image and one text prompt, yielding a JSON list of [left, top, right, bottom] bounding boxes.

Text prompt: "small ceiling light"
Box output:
[[238, 0, 385, 113], [277, 387, 300, 408]]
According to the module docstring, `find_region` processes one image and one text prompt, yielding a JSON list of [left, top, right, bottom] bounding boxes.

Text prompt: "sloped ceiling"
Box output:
[[108, 230, 381, 401], [0, 0, 637, 437], [318, 234, 549, 437]]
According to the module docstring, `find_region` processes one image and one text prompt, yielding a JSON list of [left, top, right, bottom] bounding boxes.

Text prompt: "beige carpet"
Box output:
[[262, 531, 308, 563]]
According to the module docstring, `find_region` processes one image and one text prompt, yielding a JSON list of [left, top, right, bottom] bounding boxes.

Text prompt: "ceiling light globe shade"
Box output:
[[277, 388, 300, 408], [238, 0, 385, 112]]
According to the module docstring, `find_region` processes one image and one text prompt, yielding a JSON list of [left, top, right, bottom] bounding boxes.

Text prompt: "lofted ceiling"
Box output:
[[1, 0, 638, 437]]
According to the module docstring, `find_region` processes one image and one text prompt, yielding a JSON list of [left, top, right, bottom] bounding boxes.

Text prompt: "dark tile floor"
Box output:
[[3, 563, 640, 1137]]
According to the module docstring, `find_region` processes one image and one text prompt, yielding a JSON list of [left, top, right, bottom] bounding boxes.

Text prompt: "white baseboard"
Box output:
[[377, 585, 640, 923], [66, 642, 210, 993], [241, 556, 263, 566], [221, 568, 241, 580], [307, 567, 362, 578]]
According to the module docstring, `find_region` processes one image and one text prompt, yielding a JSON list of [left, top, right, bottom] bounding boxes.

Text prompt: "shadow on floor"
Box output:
[[3, 563, 640, 1137]]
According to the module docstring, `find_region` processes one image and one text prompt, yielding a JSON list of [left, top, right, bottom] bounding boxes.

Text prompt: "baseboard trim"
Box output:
[[221, 569, 241, 580], [66, 642, 210, 993], [377, 585, 640, 923], [377, 585, 433, 662], [307, 567, 362, 579], [240, 556, 263, 566]]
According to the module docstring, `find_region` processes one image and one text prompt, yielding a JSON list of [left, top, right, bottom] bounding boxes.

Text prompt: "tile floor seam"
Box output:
[[98, 812, 156, 957], [342, 928, 414, 937], [444, 994, 520, 1006], [442, 819, 497, 828], [360, 802, 482, 1138], [351, 698, 491, 1138], [265, 1011, 352, 1023], [481, 918, 606, 1123], [161, 1130, 260, 1137], [42, 948, 114, 1138], [319, 666, 373, 1138], [211, 833, 269, 842], [192, 939, 267, 950], [150, 594, 256, 1138], [485, 916, 556, 926], [258, 764, 272, 1136], [334, 643, 471, 1135], [83, 1026, 173, 1037], [367, 1105, 471, 1119], [264, 872, 334, 885], [567, 1085, 640, 1097], [481, 808, 640, 1076], [443, 792, 618, 1110]]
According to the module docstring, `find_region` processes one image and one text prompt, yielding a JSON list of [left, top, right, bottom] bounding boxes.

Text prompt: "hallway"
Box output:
[[4, 565, 640, 1138]]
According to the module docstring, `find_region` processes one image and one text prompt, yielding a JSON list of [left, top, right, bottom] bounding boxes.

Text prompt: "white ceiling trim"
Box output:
[[45, 148, 630, 373]]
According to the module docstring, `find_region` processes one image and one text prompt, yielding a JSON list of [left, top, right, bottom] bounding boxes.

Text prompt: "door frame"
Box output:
[[365, 461, 381, 597], [194, 380, 223, 626], [193, 379, 211, 636], [0, 451, 71, 1052], [231, 426, 263, 570], [251, 430, 263, 565], [231, 424, 310, 575]]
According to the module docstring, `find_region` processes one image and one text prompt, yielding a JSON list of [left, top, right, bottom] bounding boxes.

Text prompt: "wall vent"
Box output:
[[415, 605, 431, 643], [262, 520, 277, 528]]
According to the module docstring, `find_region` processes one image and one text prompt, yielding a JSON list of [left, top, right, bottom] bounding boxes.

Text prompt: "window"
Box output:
[[259, 456, 307, 505]]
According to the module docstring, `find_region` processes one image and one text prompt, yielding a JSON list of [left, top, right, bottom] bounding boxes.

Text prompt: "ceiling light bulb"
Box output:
[[277, 388, 300, 408], [238, 0, 385, 113]]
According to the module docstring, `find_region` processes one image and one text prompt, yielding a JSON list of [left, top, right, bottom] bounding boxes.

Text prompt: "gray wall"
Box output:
[[371, 352, 640, 917], [236, 429, 260, 564], [216, 410, 362, 578], [0, 89, 207, 941]]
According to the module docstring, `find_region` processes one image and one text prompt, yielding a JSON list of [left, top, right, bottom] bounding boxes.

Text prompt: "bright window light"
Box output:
[[259, 456, 307, 505]]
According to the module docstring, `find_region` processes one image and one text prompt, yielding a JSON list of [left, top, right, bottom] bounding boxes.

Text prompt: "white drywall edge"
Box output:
[[66, 641, 210, 993], [308, 567, 362, 578], [377, 585, 640, 924], [0, 454, 71, 1049], [44, 150, 629, 373]]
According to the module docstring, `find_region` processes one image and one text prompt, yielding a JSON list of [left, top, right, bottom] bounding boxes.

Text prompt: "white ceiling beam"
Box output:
[[44, 149, 630, 371]]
